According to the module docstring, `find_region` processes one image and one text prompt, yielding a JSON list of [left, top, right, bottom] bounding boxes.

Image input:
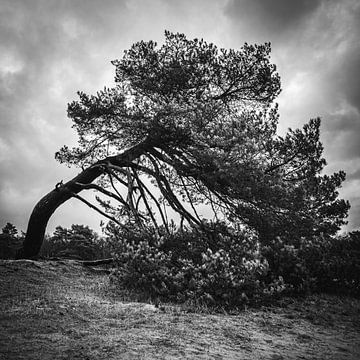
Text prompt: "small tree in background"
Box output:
[[0, 223, 22, 259], [18, 31, 349, 259], [39, 224, 110, 260], [2, 222, 18, 237]]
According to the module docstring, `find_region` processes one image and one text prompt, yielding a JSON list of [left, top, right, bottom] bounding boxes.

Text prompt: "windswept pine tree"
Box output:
[[18, 31, 349, 258]]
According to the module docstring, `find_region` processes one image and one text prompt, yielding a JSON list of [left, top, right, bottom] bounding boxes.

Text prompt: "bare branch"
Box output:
[[133, 172, 170, 232], [147, 154, 201, 227], [132, 169, 159, 231], [180, 176, 202, 222], [71, 192, 122, 226], [74, 182, 127, 206]]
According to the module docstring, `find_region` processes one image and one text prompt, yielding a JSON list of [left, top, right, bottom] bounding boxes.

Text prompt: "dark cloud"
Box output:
[[325, 107, 360, 133], [336, 47, 360, 111], [347, 169, 360, 181], [224, 0, 322, 39], [322, 106, 360, 160], [329, 131, 360, 161]]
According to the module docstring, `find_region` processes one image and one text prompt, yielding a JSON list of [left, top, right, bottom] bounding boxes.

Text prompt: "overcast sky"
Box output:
[[1, 0, 359, 234]]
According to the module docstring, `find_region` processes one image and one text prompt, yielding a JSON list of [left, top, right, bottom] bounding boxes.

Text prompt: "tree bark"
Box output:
[[17, 140, 152, 259]]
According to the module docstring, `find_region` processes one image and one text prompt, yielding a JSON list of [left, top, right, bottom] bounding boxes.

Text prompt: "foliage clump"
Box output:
[[107, 222, 360, 308], [263, 231, 360, 297], [107, 222, 284, 308]]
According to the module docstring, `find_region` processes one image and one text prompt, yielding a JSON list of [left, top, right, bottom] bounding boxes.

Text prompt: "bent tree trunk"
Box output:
[[16, 166, 103, 259], [17, 140, 152, 259]]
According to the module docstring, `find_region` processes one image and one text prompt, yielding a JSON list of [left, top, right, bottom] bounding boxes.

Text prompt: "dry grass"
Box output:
[[1, 259, 359, 359]]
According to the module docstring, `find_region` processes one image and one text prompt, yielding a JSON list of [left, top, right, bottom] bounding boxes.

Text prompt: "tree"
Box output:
[[39, 224, 103, 259], [2, 222, 18, 237], [1, 222, 20, 259], [17, 31, 349, 259]]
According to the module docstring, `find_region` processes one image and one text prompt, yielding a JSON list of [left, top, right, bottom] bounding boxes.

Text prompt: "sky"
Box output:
[[0, 0, 359, 235]]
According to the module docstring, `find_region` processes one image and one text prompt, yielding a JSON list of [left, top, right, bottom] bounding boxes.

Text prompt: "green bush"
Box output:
[[262, 232, 360, 296], [0, 223, 23, 259], [312, 232, 360, 295], [108, 222, 286, 307]]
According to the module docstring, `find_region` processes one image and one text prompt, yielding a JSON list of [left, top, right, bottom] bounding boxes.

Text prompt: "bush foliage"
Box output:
[[262, 231, 360, 297], [107, 222, 284, 307], [107, 221, 360, 307]]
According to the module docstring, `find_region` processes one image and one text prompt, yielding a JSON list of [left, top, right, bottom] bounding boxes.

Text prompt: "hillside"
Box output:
[[0, 259, 359, 359]]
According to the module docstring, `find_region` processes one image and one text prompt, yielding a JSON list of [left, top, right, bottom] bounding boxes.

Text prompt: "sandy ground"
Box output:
[[0, 259, 359, 359]]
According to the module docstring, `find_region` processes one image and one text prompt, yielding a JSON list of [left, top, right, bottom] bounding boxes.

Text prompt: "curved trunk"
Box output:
[[17, 140, 152, 259], [16, 166, 103, 259]]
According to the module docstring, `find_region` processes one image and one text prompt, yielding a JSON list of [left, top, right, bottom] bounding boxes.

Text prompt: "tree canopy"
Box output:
[[18, 31, 349, 258]]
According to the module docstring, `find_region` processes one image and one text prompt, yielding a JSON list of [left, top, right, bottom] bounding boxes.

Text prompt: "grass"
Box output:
[[1, 259, 360, 359]]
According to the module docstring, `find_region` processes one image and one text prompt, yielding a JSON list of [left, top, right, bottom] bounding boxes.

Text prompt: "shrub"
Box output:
[[312, 232, 360, 296], [108, 222, 286, 307], [262, 232, 360, 296]]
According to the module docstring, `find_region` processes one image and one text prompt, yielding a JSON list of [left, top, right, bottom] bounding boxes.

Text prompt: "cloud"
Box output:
[[322, 105, 360, 161], [347, 169, 360, 182], [0, 0, 130, 232], [225, 0, 321, 35], [338, 183, 360, 231], [224, 0, 323, 45], [335, 46, 360, 112]]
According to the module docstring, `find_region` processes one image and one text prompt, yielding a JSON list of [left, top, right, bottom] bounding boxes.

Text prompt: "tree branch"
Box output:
[[71, 192, 123, 227], [147, 154, 201, 227], [132, 169, 159, 231], [133, 171, 170, 232]]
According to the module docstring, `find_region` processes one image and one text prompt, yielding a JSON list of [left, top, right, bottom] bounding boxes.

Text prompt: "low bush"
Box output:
[[263, 232, 360, 296], [108, 222, 286, 307], [310, 232, 360, 296]]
